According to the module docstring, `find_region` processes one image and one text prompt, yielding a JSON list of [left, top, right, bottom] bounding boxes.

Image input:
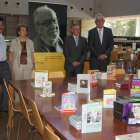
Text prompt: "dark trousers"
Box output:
[[66, 65, 83, 77], [0, 61, 12, 111]]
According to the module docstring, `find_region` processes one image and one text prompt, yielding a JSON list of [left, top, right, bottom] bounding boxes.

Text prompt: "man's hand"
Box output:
[[99, 54, 106, 60], [72, 61, 80, 67]]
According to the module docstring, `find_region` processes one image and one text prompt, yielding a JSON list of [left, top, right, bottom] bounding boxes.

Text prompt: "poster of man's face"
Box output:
[[29, 2, 67, 52]]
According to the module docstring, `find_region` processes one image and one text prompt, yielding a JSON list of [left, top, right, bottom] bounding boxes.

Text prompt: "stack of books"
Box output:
[[69, 115, 82, 130], [113, 99, 138, 122], [115, 81, 128, 89], [97, 72, 107, 79]]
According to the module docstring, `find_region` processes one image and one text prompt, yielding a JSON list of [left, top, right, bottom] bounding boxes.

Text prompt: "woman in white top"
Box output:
[[9, 23, 34, 101]]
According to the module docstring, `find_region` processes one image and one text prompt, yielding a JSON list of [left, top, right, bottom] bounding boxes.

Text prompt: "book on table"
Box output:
[[130, 79, 140, 101], [67, 82, 77, 92], [115, 81, 128, 89], [97, 72, 107, 79], [34, 70, 48, 89], [55, 92, 76, 113], [107, 65, 117, 80], [103, 89, 116, 108], [127, 102, 140, 125], [82, 103, 103, 133]]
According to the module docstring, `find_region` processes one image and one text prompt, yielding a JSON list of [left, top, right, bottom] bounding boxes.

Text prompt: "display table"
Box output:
[[8, 76, 139, 140]]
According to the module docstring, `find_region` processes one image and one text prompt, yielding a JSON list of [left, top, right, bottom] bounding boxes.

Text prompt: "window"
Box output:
[[104, 20, 135, 36]]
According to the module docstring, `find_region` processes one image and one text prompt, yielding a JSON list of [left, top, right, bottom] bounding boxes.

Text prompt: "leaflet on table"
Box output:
[[82, 103, 103, 133], [35, 70, 48, 89], [40, 81, 52, 97], [103, 89, 116, 108], [116, 132, 140, 140], [107, 65, 116, 80], [128, 103, 140, 125], [77, 74, 90, 93], [67, 82, 77, 92]]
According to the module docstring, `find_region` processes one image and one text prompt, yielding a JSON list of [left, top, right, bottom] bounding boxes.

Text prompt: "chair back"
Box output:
[[113, 48, 119, 51], [3, 79, 14, 111], [124, 51, 132, 61], [43, 126, 60, 140], [116, 69, 125, 75], [28, 97, 44, 136], [87, 70, 99, 74], [17, 89, 33, 125], [110, 51, 118, 62], [126, 46, 132, 51], [118, 46, 123, 51], [49, 71, 64, 78]]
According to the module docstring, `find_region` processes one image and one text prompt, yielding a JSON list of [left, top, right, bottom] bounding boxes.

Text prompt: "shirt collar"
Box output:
[[97, 27, 104, 31], [73, 35, 79, 39]]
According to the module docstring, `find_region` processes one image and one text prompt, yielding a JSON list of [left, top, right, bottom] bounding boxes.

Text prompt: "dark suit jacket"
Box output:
[[63, 35, 87, 72], [88, 27, 114, 71]]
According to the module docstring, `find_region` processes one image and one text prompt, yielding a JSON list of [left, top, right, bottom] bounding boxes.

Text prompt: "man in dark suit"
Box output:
[[88, 13, 114, 71], [63, 24, 87, 77]]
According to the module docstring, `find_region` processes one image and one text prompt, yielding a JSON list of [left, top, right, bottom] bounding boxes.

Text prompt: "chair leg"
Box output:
[[7, 105, 12, 140], [17, 116, 25, 140], [31, 130, 38, 140], [28, 127, 35, 140]]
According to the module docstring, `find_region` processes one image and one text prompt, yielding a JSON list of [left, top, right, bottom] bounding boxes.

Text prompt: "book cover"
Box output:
[[77, 74, 90, 93], [115, 81, 128, 86], [82, 103, 103, 133], [130, 89, 140, 101], [128, 103, 140, 125], [55, 105, 76, 113], [131, 79, 140, 89], [116, 132, 140, 140], [91, 71, 98, 85], [107, 65, 116, 80], [35, 70, 48, 89], [69, 115, 82, 124], [62, 92, 76, 111], [103, 89, 116, 108]]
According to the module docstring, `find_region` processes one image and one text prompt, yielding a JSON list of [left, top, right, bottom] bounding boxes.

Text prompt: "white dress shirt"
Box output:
[[0, 34, 7, 61], [97, 27, 104, 44]]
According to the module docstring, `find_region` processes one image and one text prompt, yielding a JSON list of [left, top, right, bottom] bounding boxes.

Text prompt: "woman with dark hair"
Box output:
[[9, 23, 34, 101]]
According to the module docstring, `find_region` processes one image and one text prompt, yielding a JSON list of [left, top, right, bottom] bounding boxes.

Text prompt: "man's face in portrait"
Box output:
[[35, 8, 59, 44], [0, 21, 4, 34], [71, 25, 80, 36], [95, 17, 105, 29]]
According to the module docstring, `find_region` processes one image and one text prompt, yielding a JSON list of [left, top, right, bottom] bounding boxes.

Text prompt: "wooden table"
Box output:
[[8, 76, 140, 140]]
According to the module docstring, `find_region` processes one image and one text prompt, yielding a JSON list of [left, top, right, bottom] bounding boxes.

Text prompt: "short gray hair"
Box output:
[[16, 23, 28, 35], [95, 13, 105, 21], [71, 23, 80, 29]]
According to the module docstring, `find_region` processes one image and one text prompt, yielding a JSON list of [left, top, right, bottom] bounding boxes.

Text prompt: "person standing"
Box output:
[[9, 23, 34, 101], [0, 16, 12, 112], [63, 24, 87, 77], [88, 13, 114, 71]]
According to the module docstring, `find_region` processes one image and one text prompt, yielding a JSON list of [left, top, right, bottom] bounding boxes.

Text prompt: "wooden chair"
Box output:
[[28, 97, 44, 139], [110, 51, 118, 62], [118, 46, 123, 51], [87, 70, 99, 74], [124, 51, 132, 61], [16, 89, 34, 140], [43, 126, 60, 140], [116, 69, 125, 75], [126, 46, 132, 51], [3, 79, 21, 140], [113, 48, 119, 51], [49, 71, 64, 78]]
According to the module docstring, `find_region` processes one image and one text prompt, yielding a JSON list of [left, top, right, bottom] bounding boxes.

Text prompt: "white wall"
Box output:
[[0, 0, 94, 18], [94, 0, 140, 17]]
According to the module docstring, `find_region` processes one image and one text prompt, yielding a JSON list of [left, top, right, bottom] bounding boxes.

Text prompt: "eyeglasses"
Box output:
[[36, 18, 59, 27]]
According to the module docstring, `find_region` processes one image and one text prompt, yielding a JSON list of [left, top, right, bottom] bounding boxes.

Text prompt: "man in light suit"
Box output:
[[88, 13, 114, 71], [63, 24, 87, 77]]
